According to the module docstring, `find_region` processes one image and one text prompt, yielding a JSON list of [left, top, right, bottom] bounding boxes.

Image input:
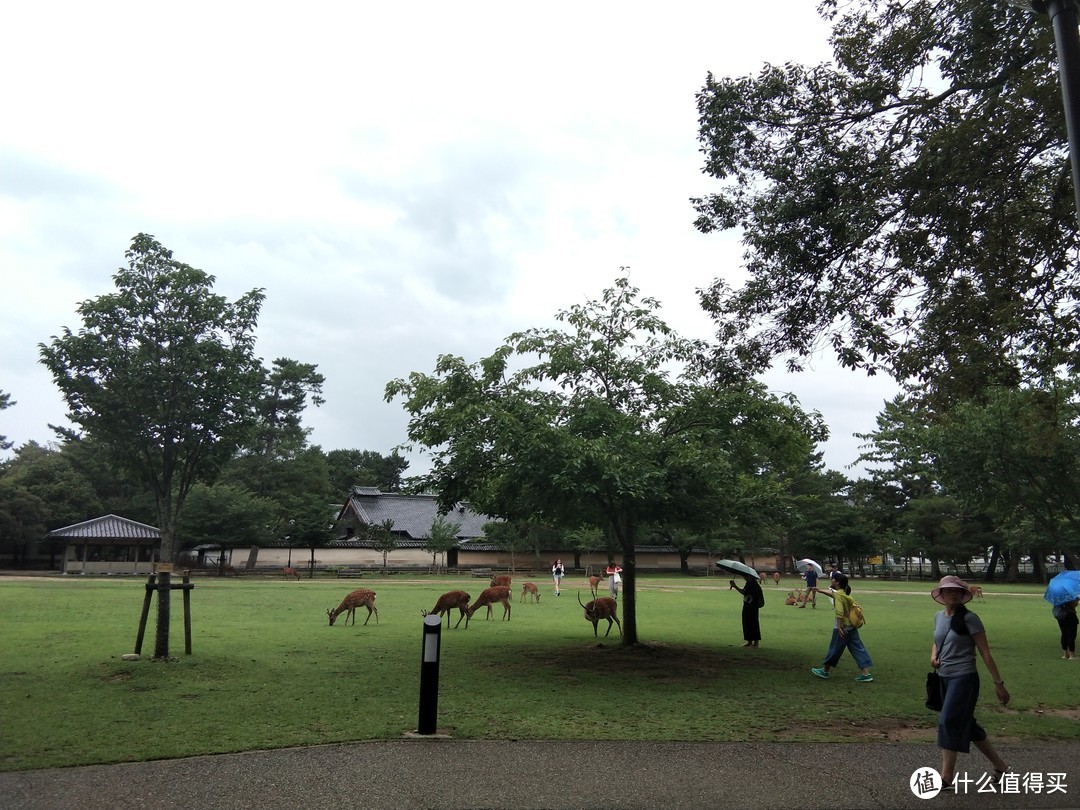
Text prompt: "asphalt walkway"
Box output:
[[1, 740, 1077, 810]]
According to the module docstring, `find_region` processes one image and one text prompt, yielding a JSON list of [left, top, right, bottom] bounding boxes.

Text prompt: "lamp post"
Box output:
[[1009, 0, 1080, 223]]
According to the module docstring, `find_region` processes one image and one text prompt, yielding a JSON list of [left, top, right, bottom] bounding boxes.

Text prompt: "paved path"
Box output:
[[1, 741, 1077, 809]]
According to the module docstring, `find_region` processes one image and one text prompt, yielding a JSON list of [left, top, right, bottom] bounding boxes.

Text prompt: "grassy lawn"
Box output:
[[0, 573, 1074, 772]]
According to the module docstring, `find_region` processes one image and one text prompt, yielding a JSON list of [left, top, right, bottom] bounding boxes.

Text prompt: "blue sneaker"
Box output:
[[811, 667, 829, 679], [855, 673, 874, 682]]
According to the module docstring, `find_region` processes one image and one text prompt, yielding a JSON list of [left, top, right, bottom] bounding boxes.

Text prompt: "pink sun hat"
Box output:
[[931, 575, 973, 605]]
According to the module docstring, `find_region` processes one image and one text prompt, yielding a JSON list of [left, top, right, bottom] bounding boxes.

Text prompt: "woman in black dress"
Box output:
[[730, 575, 763, 647]]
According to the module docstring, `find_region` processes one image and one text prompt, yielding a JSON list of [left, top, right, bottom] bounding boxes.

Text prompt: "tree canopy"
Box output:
[[39, 234, 268, 566], [694, 0, 1080, 401], [387, 277, 824, 644]]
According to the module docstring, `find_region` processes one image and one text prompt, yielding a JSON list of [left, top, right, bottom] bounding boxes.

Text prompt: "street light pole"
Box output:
[[1011, 0, 1080, 223]]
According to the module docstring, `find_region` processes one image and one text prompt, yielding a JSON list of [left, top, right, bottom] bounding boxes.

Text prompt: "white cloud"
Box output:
[[0, 2, 896, 475]]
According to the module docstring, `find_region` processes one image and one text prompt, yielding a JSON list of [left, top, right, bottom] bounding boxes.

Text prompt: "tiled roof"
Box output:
[[339, 489, 494, 540], [47, 514, 160, 540]]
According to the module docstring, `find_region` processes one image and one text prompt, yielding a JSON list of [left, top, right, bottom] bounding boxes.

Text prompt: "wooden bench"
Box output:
[[336, 567, 365, 578]]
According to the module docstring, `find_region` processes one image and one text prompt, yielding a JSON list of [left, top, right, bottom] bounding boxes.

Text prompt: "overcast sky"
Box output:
[[0, 1, 898, 478]]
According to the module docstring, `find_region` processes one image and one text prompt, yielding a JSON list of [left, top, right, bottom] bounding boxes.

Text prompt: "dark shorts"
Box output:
[[937, 672, 987, 753]]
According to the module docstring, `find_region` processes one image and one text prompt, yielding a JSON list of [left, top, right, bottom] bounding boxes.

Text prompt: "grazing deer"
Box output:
[[969, 585, 985, 601], [578, 593, 621, 637], [281, 567, 301, 580], [469, 586, 512, 621], [490, 574, 512, 588], [327, 589, 379, 626], [520, 582, 540, 603], [587, 575, 602, 599], [423, 590, 472, 628]]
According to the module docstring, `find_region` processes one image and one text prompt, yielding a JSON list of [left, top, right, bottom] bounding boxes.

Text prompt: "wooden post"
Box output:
[[182, 575, 192, 655], [135, 572, 195, 658], [134, 574, 156, 655]]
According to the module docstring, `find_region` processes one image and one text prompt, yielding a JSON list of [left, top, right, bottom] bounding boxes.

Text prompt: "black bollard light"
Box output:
[[417, 613, 443, 735]]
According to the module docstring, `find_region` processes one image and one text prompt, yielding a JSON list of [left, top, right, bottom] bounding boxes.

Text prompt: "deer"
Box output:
[[423, 590, 472, 628], [469, 586, 512, 621], [327, 589, 379, 626], [281, 567, 301, 580], [587, 575, 602, 599], [969, 584, 985, 601], [490, 574, 512, 589], [520, 581, 540, 603], [578, 592, 622, 637]]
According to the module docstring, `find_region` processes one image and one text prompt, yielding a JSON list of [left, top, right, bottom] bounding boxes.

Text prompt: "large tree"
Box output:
[[693, 0, 1079, 399], [39, 234, 267, 562], [423, 514, 461, 573], [1, 441, 103, 530], [178, 482, 277, 571], [932, 379, 1080, 569], [326, 449, 409, 494], [387, 278, 823, 645], [39, 234, 267, 658], [249, 358, 325, 460]]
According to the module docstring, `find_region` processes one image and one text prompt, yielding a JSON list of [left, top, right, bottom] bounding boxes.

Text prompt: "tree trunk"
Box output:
[[620, 544, 638, 646], [153, 525, 176, 660], [153, 571, 171, 659]]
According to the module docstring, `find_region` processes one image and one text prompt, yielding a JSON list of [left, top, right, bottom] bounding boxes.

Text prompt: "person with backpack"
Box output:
[[729, 574, 764, 647], [809, 572, 874, 682], [929, 575, 1010, 791]]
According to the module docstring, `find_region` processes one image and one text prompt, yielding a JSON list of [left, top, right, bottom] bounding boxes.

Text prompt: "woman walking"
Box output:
[[1052, 597, 1078, 660], [929, 575, 1010, 791], [729, 574, 763, 647], [809, 573, 873, 682], [551, 558, 565, 597]]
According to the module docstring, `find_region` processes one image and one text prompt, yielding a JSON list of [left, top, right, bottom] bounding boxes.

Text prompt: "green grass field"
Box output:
[[0, 574, 1074, 772]]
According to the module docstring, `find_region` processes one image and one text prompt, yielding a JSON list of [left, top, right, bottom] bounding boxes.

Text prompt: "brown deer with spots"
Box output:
[[423, 590, 472, 628], [490, 574, 512, 588], [578, 593, 622, 637], [469, 586, 512, 621], [327, 589, 379, 626], [520, 582, 540, 603]]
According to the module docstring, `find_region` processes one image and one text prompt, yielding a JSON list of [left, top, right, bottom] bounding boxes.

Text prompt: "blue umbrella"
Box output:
[[1044, 570, 1080, 607]]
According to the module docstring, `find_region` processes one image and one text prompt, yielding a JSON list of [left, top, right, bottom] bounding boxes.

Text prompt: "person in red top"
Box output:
[[605, 562, 622, 598]]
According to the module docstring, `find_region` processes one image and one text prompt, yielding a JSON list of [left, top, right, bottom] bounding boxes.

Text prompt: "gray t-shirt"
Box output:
[[933, 609, 986, 678]]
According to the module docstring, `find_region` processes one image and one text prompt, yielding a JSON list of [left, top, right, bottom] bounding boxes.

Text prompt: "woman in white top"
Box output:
[[551, 558, 565, 596]]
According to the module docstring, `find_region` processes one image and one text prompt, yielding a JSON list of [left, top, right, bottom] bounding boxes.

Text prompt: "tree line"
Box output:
[[5, 1, 1080, 649]]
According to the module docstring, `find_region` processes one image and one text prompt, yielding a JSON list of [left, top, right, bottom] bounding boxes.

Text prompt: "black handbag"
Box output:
[[925, 671, 943, 711]]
